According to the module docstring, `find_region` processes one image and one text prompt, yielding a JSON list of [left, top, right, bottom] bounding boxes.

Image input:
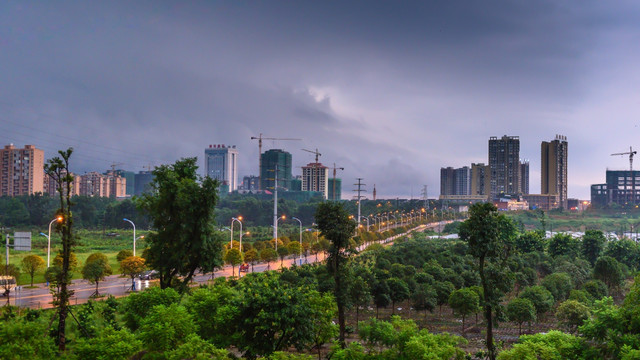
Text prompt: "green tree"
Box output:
[[347, 272, 372, 330], [244, 248, 259, 272], [583, 279, 608, 300], [593, 256, 625, 290], [138, 303, 198, 353], [287, 241, 302, 263], [519, 285, 555, 318], [44, 147, 75, 351], [0, 316, 57, 359], [184, 282, 237, 348], [121, 286, 181, 330], [411, 283, 437, 320], [541, 272, 574, 302], [224, 248, 243, 277], [277, 246, 290, 267], [556, 299, 590, 334], [548, 233, 580, 258], [582, 230, 606, 265], [497, 331, 584, 360], [434, 280, 455, 315], [73, 327, 142, 360], [116, 249, 133, 263], [459, 202, 517, 360], [371, 279, 391, 318], [387, 277, 410, 314], [506, 298, 536, 335], [260, 248, 277, 270], [166, 334, 231, 360], [81, 257, 112, 297], [21, 254, 45, 287], [448, 288, 480, 334], [315, 201, 356, 347], [516, 231, 546, 254], [119, 256, 146, 290], [135, 158, 224, 291]]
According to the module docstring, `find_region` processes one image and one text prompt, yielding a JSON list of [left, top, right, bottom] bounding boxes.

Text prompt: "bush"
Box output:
[[519, 286, 555, 317], [542, 273, 573, 302], [121, 287, 181, 330]]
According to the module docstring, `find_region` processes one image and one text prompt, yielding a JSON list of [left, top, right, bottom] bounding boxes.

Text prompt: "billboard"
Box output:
[[14, 232, 31, 251]]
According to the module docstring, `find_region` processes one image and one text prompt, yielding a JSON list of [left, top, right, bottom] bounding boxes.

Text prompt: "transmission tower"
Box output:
[[353, 178, 366, 228]]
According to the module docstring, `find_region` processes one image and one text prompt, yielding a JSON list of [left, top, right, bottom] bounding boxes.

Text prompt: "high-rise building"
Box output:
[[114, 170, 135, 196], [520, 160, 530, 195], [0, 144, 44, 196], [541, 135, 568, 209], [440, 167, 456, 196], [471, 163, 490, 196], [105, 171, 127, 198], [302, 162, 329, 199], [489, 135, 520, 199], [79, 172, 109, 197], [260, 149, 292, 191], [134, 171, 154, 196], [204, 144, 238, 192], [241, 175, 260, 191], [328, 178, 342, 201], [455, 166, 471, 195], [290, 176, 302, 191]]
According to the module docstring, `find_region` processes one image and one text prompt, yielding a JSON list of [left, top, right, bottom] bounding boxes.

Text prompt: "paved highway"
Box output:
[[7, 220, 451, 309]]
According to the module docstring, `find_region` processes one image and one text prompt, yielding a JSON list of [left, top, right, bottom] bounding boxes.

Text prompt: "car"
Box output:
[[139, 270, 159, 280], [239, 263, 250, 272]]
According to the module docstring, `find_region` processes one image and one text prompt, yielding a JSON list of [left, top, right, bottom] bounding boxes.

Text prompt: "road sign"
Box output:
[[14, 232, 31, 251]]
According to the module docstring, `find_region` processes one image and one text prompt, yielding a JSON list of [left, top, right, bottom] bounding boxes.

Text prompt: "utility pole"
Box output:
[[353, 178, 366, 228], [421, 185, 429, 210], [272, 164, 278, 246]]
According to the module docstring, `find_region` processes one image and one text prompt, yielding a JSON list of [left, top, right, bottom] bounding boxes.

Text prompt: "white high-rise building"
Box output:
[[204, 144, 238, 192], [302, 162, 329, 199]]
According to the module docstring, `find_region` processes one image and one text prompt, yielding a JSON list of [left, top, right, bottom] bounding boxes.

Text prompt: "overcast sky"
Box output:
[[2, 1, 640, 199]]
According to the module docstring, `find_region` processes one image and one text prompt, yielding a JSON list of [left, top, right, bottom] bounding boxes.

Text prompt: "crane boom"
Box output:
[[251, 133, 301, 190], [611, 146, 637, 205]]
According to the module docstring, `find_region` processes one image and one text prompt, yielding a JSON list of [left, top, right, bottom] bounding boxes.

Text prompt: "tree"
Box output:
[[583, 279, 608, 300], [448, 288, 480, 334], [515, 231, 546, 254], [224, 248, 243, 277], [411, 283, 437, 320], [387, 277, 410, 315], [519, 285, 555, 318], [119, 256, 146, 290], [82, 257, 112, 297], [541, 272, 574, 302], [434, 281, 455, 315], [122, 286, 181, 331], [73, 327, 142, 360], [593, 256, 625, 290], [21, 254, 45, 287], [44, 147, 75, 351], [116, 249, 133, 263], [459, 203, 517, 360], [506, 298, 536, 335], [260, 248, 277, 270], [371, 279, 391, 318], [347, 272, 372, 330], [138, 303, 198, 353], [287, 241, 302, 264], [277, 246, 289, 267], [548, 233, 579, 258], [0, 264, 20, 301], [135, 158, 224, 291], [244, 249, 259, 272], [556, 299, 590, 334], [582, 230, 606, 265], [315, 201, 356, 348]]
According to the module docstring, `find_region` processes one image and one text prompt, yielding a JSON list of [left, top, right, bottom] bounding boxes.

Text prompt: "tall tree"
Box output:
[[44, 148, 75, 351], [135, 158, 224, 291], [81, 257, 112, 297], [449, 287, 480, 334], [21, 254, 45, 287], [459, 203, 517, 360], [582, 230, 606, 265], [315, 201, 356, 348]]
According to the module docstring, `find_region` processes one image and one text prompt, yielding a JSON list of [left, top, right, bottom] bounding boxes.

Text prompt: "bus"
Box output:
[[0, 276, 16, 296]]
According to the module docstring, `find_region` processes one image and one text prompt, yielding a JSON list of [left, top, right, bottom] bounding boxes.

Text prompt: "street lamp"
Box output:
[[276, 215, 285, 251], [391, 214, 397, 228], [45, 216, 63, 267], [231, 216, 243, 252], [292, 217, 303, 265], [123, 218, 137, 257], [360, 216, 370, 231]]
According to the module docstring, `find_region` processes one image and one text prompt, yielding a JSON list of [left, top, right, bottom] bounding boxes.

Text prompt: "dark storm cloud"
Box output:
[[2, 1, 640, 198]]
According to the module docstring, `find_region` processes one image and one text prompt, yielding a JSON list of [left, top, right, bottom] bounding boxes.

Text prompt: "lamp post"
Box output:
[[360, 216, 370, 231], [123, 218, 137, 257], [292, 217, 303, 265], [276, 215, 285, 251], [231, 216, 243, 252], [391, 214, 397, 228], [45, 216, 63, 268], [385, 214, 390, 231]]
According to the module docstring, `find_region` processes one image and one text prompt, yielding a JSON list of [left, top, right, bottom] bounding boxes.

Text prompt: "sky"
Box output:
[[2, 1, 640, 199]]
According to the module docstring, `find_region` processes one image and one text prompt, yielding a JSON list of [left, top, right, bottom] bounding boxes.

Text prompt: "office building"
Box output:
[[520, 160, 530, 195], [470, 163, 490, 196], [328, 178, 342, 200], [241, 175, 260, 191], [541, 135, 568, 209], [260, 149, 292, 191], [205, 144, 238, 192], [523, 194, 560, 211], [114, 170, 135, 196], [302, 162, 329, 199], [489, 135, 520, 199], [591, 170, 640, 208], [0, 144, 44, 196], [134, 171, 154, 196], [440, 167, 456, 196]]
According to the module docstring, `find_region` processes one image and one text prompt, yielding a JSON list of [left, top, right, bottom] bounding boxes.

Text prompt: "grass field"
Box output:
[[506, 209, 640, 233], [4, 229, 149, 286]]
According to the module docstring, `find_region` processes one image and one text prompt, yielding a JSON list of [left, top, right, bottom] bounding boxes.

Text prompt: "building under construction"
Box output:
[[591, 170, 640, 207]]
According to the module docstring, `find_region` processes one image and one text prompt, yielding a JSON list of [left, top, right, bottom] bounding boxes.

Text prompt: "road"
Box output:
[[6, 220, 452, 309]]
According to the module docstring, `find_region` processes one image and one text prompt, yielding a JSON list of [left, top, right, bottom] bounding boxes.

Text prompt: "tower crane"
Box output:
[[250, 134, 301, 190], [302, 148, 322, 193], [331, 163, 345, 201], [611, 146, 638, 205]]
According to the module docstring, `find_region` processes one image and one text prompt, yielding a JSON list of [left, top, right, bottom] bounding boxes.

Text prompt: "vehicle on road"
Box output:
[[139, 270, 159, 280], [239, 263, 249, 272], [0, 276, 16, 296]]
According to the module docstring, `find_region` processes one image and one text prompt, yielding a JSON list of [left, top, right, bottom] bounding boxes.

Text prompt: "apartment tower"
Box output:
[[0, 144, 44, 196], [541, 135, 568, 209], [488, 135, 520, 199]]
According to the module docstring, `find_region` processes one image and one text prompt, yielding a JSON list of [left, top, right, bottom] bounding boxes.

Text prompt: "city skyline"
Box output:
[[2, 2, 640, 199]]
